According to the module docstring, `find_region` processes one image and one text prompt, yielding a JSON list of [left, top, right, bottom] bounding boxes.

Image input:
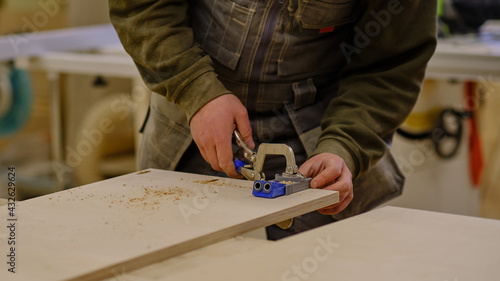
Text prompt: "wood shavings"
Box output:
[[127, 186, 194, 210], [194, 178, 251, 189], [235, 184, 252, 189], [193, 179, 219, 184]]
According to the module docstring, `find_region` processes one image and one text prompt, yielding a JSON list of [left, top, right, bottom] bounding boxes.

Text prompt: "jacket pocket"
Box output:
[[332, 149, 405, 220], [295, 0, 359, 29], [139, 94, 192, 170], [191, 0, 255, 70]]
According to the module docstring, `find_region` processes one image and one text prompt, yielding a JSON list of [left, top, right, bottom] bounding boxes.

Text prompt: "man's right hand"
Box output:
[[189, 94, 254, 178]]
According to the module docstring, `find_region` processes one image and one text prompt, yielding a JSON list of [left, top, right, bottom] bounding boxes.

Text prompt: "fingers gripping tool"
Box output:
[[233, 130, 312, 199]]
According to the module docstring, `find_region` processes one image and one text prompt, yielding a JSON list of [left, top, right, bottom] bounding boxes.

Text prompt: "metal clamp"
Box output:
[[233, 130, 311, 198]]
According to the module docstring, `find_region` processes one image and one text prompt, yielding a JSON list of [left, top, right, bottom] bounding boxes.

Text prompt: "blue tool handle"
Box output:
[[233, 158, 247, 173]]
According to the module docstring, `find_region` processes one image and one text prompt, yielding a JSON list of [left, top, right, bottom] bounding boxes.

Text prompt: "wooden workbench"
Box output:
[[114, 206, 500, 281], [0, 169, 338, 281], [2, 168, 500, 280]]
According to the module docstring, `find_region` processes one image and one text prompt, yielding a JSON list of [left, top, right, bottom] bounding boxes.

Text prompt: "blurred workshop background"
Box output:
[[1, 0, 499, 220]]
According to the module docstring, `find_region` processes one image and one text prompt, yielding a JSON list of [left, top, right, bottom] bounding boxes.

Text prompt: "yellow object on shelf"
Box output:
[[401, 107, 443, 132]]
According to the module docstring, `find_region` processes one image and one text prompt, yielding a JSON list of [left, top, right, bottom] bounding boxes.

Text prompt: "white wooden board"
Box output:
[[0, 169, 338, 281], [102, 236, 272, 281], [150, 206, 500, 281]]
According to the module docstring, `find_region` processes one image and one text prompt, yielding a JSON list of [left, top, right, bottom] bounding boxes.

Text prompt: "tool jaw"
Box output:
[[251, 143, 298, 177], [240, 166, 264, 181], [244, 143, 311, 198], [238, 143, 298, 181], [233, 130, 310, 199], [233, 129, 256, 163]]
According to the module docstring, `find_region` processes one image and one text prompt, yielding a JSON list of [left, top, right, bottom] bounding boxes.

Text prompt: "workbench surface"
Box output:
[[3, 169, 499, 280], [119, 206, 500, 281], [0, 169, 338, 281]]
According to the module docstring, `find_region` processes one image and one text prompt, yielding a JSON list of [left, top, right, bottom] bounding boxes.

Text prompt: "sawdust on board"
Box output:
[[193, 179, 219, 184], [127, 186, 195, 209], [47, 184, 194, 211], [46, 175, 251, 217], [193, 178, 251, 189]]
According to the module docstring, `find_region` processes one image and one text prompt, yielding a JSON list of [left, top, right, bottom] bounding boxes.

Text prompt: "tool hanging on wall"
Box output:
[[397, 81, 484, 188], [0, 61, 33, 136], [465, 81, 483, 187], [396, 108, 471, 159]]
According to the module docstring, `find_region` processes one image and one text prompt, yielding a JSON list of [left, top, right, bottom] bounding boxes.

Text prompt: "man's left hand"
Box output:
[[298, 153, 353, 215]]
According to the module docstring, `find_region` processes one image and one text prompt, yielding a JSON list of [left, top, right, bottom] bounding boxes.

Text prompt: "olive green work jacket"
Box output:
[[110, 0, 437, 218]]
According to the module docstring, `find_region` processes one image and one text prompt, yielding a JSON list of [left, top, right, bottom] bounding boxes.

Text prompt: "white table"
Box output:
[[116, 206, 500, 281], [2, 168, 498, 280]]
